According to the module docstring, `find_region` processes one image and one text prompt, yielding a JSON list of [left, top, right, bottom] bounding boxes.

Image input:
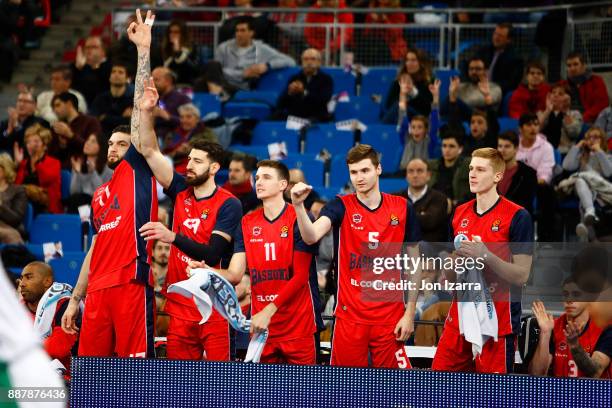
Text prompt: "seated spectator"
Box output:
[[151, 67, 191, 139], [428, 127, 471, 207], [594, 104, 612, 139], [49, 92, 102, 169], [70, 36, 112, 106], [560, 127, 612, 242], [561, 51, 609, 124], [516, 113, 556, 241], [14, 123, 62, 214], [285, 168, 320, 211], [223, 153, 259, 214], [163, 103, 217, 175], [161, 20, 200, 86], [497, 130, 537, 215], [529, 278, 612, 378], [473, 22, 523, 96], [304, 0, 353, 60], [537, 83, 583, 153], [447, 76, 500, 157], [0, 153, 27, 244], [364, 0, 407, 64], [66, 133, 113, 214], [214, 16, 295, 91], [443, 57, 502, 122], [36, 66, 87, 124], [19, 262, 78, 379], [394, 158, 448, 242], [382, 47, 433, 124], [90, 62, 134, 137], [272, 48, 333, 122], [397, 80, 441, 170], [0, 91, 49, 151], [508, 61, 551, 119]]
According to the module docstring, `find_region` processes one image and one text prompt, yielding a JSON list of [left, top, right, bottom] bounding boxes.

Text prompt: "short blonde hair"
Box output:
[[24, 123, 52, 146], [0, 153, 16, 183], [472, 147, 505, 174]]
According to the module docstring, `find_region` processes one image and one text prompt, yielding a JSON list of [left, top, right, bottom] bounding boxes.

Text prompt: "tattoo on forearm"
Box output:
[[131, 50, 151, 146], [570, 344, 600, 377]]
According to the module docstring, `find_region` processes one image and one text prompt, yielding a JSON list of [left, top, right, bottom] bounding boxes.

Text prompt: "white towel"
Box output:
[[34, 282, 73, 339], [168, 268, 267, 363], [454, 235, 498, 357]]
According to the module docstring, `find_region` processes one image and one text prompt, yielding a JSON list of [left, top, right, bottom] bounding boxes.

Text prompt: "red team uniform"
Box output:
[[432, 196, 533, 373], [163, 174, 242, 361], [235, 203, 318, 364], [320, 193, 420, 368], [80, 145, 158, 358], [550, 314, 610, 378]]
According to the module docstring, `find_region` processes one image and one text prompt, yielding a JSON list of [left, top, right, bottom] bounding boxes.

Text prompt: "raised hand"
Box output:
[[139, 77, 159, 112], [290, 182, 313, 206], [531, 301, 555, 334], [429, 79, 441, 105], [71, 156, 83, 173], [399, 74, 413, 95], [449, 76, 460, 101], [127, 9, 155, 50], [13, 142, 23, 165], [478, 75, 491, 96], [75, 45, 87, 69]]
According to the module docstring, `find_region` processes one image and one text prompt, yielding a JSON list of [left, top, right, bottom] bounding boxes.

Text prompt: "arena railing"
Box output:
[[111, 2, 612, 74]]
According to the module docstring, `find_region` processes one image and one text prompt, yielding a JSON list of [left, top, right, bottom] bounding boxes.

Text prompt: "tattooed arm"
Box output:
[[566, 320, 612, 378], [126, 9, 155, 151]]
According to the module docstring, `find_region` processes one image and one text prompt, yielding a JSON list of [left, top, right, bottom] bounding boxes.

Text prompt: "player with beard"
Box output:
[[137, 73, 242, 361], [61, 10, 159, 358]]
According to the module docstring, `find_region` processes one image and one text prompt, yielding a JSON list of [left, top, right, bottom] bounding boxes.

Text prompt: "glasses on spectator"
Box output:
[[17, 98, 34, 104]]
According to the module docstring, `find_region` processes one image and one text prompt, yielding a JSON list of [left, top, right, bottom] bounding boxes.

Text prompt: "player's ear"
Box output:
[[280, 178, 288, 191], [210, 161, 221, 175], [494, 171, 503, 184], [376, 163, 382, 176]]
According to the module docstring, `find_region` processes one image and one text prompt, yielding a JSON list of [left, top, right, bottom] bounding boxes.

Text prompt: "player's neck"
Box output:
[[262, 194, 286, 220], [356, 188, 382, 210], [569, 310, 590, 327], [25, 299, 38, 314], [192, 178, 217, 199], [475, 187, 499, 214]]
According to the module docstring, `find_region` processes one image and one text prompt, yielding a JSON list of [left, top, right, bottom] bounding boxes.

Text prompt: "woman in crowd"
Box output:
[[0, 153, 27, 244], [161, 20, 200, 85], [14, 124, 62, 214], [537, 83, 583, 153]]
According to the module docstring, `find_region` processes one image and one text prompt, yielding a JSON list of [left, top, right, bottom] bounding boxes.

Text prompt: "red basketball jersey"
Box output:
[[321, 193, 420, 325], [236, 204, 317, 341], [448, 196, 533, 336], [89, 146, 158, 292], [552, 314, 605, 378]]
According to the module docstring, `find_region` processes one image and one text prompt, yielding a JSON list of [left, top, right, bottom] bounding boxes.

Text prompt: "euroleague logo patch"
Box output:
[[280, 225, 289, 238], [390, 214, 399, 226], [491, 219, 501, 232], [201, 208, 210, 220]]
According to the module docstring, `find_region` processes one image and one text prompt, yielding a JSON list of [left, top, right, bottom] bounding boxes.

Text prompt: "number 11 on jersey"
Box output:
[[264, 242, 277, 261]]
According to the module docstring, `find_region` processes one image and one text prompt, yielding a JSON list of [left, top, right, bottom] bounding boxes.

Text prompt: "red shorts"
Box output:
[[260, 335, 316, 365], [331, 317, 409, 369], [166, 315, 230, 361], [431, 323, 515, 374], [78, 282, 155, 358]]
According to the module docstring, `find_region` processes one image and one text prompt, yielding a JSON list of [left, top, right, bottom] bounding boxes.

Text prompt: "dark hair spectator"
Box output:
[[70, 35, 113, 106], [537, 83, 583, 153], [508, 61, 551, 120], [161, 20, 200, 85], [90, 62, 134, 137], [497, 130, 537, 215], [36, 66, 88, 123]]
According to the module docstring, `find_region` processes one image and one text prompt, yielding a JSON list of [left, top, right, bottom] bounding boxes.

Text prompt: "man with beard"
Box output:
[[61, 9, 159, 358], [137, 81, 242, 361]]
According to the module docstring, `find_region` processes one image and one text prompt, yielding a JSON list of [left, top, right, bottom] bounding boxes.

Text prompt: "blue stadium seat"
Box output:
[[501, 91, 513, 117], [252, 121, 301, 153], [305, 125, 355, 156], [334, 96, 381, 124], [256, 67, 301, 92], [328, 155, 350, 187], [498, 117, 518, 133], [360, 124, 402, 173], [192, 93, 222, 117], [316, 186, 344, 201], [26, 243, 44, 261], [360, 67, 397, 98], [553, 148, 562, 166], [49, 251, 86, 287], [29, 214, 84, 252], [321, 67, 355, 95], [433, 68, 460, 104], [223, 102, 271, 120], [23, 202, 34, 232], [228, 145, 269, 160], [379, 178, 408, 193], [282, 155, 325, 185], [232, 90, 280, 107], [61, 170, 71, 200]]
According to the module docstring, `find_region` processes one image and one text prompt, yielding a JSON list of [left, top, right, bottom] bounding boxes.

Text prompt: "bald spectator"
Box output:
[[223, 153, 259, 214], [214, 16, 295, 90], [49, 92, 102, 169], [394, 158, 448, 243], [473, 23, 523, 96], [152, 66, 191, 139], [561, 51, 610, 124], [0, 91, 49, 151], [273, 48, 333, 122], [19, 262, 78, 378], [90, 62, 134, 137], [36, 66, 88, 124], [71, 36, 112, 106]]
